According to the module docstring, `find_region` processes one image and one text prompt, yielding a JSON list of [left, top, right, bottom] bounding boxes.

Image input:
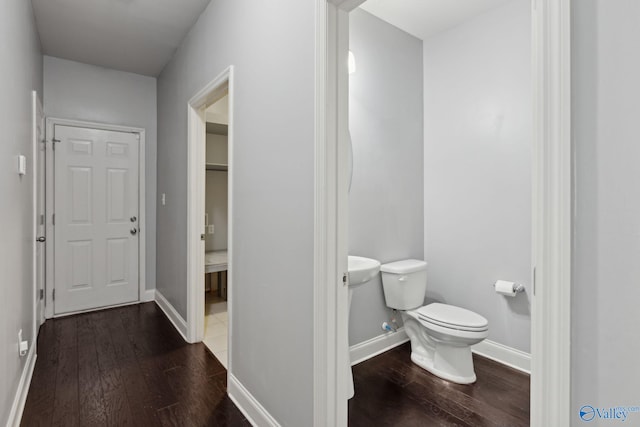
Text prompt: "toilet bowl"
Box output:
[[381, 259, 489, 384]]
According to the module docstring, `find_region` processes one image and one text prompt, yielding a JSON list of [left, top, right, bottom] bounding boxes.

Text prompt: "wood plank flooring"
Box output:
[[348, 342, 530, 427], [21, 302, 249, 427], [22, 303, 529, 426]]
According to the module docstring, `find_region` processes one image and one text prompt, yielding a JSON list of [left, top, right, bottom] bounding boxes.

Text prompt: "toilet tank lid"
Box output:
[[380, 259, 427, 274]]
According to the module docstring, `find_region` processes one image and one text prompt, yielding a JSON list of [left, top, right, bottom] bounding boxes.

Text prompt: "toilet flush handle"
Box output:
[[398, 276, 408, 283]]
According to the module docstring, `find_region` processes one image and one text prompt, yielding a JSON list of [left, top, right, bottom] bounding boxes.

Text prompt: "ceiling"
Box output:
[[206, 94, 229, 125], [359, 0, 514, 40], [31, 0, 212, 76]]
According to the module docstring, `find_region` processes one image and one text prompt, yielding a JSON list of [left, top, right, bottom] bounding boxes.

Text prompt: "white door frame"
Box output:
[[44, 117, 147, 319], [315, 1, 572, 426], [185, 67, 233, 357], [32, 91, 45, 334]]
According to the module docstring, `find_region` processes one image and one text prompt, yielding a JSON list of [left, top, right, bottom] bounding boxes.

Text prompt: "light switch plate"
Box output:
[[18, 155, 26, 176], [208, 225, 215, 234]]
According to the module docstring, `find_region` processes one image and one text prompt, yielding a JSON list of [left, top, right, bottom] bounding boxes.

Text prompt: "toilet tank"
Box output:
[[381, 259, 428, 310]]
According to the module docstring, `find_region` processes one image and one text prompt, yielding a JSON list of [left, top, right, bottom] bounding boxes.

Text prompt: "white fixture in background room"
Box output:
[[348, 50, 357, 75], [346, 255, 380, 398], [381, 259, 489, 384], [347, 255, 379, 287]]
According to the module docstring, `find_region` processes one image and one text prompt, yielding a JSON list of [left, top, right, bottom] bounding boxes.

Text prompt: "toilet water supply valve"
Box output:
[[382, 310, 400, 332]]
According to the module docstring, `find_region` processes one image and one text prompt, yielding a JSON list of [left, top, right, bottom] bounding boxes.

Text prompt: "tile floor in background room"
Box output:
[[204, 293, 228, 368]]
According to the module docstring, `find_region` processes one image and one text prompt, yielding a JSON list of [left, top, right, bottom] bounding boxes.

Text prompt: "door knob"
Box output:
[[130, 216, 137, 222], [36, 236, 46, 242], [130, 228, 138, 235]]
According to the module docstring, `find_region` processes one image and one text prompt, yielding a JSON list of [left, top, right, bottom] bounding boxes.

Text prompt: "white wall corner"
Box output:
[[349, 328, 410, 366], [141, 288, 156, 302], [228, 374, 281, 427], [154, 290, 188, 342], [7, 345, 37, 427], [472, 340, 531, 374]]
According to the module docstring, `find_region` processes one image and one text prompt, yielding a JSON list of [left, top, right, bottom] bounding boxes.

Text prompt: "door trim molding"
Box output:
[[531, 0, 572, 425], [44, 117, 146, 319], [314, 1, 353, 425], [185, 67, 233, 359], [318, 0, 572, 425], [31, 91, 44, 341]]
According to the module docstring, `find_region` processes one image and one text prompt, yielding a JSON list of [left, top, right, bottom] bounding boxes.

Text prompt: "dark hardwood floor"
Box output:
[[21, 302, 249, 427], [349, 342, 530, 427], [21, 302, 528, 426]]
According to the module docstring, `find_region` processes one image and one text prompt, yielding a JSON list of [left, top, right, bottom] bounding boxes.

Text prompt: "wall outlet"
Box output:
[[208, 224, 215, 234]]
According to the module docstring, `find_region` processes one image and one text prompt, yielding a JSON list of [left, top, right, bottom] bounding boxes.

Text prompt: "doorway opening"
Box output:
[[185, 67, 234, 378], [316, 1, 571, 426], [202, 94, 230, 368]]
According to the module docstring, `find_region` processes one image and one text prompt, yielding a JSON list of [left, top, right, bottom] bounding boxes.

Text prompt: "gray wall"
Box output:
[[205, 170, 228, 251], [43, 56, 157, 291], [0, 0, 42, 424], [205, 133, 228, 251], [156, 0, 316, 425], [423, 0, 532, 352], [572, 1, 640, 424], [204, 133, 228, 252], [348, 9, 424, 345]]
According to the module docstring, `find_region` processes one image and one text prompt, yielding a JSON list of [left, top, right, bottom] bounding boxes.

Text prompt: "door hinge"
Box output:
[[532, 267, 536, 296], [40, 214, 44, 225], [343, 273, 348, 286], [39, 289, 44, 300], [52, 213, 55, 225], [52, 138, 60, 150], [52, 289, 55, 301]]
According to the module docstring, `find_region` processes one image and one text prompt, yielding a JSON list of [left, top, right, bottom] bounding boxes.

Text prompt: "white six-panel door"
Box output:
[[54, 125, 139, 314]]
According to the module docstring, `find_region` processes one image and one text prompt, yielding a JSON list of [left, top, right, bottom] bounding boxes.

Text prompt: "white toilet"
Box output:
[[381, 259, 489, 384]]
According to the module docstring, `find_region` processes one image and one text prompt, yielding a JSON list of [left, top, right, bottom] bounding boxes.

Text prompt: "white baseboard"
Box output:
[[7, 344, 37, 427], [228, 374, 280, 427], [141, 288, 156, 302], [154, 290, 188, 342], [472, 339, 531, 374], [349, 327, 410, 366]]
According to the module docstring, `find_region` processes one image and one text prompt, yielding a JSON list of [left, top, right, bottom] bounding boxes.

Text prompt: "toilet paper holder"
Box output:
[[493, 280, 525, 295], [511, 283, 525, 293]]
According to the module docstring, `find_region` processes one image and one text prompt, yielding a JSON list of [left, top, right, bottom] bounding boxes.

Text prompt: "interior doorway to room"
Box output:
[[202, 94, 230, 368], [185, 67, 233, 376], [318, 1, 572, 426], [45, 119, 146, 317]]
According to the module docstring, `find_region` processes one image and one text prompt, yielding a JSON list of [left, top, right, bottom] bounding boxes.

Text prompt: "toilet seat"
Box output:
[[413, 303, 488, 332]]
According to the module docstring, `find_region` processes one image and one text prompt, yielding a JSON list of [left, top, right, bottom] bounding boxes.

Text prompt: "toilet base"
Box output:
[[403, 313, 482, 385], [410, 345, 477, 384]]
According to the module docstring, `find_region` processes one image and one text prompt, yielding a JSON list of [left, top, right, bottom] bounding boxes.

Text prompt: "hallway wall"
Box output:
[[0, 0, 43, 424], [43, 56, 158, 292], [156, 0, 317, 425], [572, 1, 640, 423]]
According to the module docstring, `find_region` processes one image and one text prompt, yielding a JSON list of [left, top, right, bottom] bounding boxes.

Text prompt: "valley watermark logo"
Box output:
[[579, 405, 640, 422]]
